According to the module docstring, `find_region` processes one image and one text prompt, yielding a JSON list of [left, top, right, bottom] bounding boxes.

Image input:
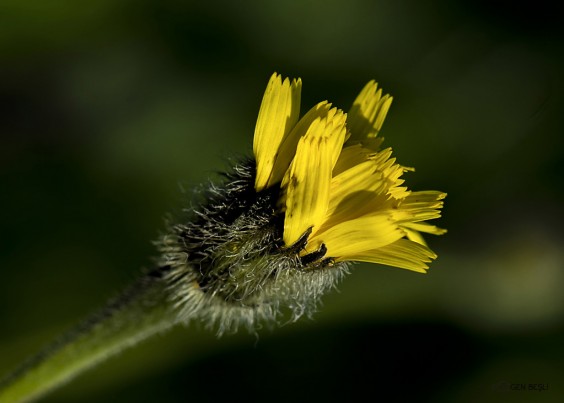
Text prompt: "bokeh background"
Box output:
[[1, 0, 563, 402]]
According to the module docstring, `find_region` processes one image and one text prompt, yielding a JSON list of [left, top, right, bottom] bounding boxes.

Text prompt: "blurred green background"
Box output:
[[1, 0, 563, 402]]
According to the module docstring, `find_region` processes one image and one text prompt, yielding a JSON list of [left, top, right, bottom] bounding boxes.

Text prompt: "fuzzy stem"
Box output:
[[0, 271, 179, 403]]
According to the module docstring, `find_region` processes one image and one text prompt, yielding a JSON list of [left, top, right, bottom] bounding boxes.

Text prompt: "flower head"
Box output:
[[253, 73, 446, 272], [0, 73, 448, 403], [162, 73, 446, 333]]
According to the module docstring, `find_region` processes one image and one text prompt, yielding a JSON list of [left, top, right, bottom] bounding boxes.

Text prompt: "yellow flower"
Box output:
[[253, 73, 446, 272]]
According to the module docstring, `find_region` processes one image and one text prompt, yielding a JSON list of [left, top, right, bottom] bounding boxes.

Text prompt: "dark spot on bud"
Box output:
[[300, 243, 327, 266]]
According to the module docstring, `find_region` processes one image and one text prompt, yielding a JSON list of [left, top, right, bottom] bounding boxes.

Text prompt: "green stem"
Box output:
[[0, 272, 179, 403]]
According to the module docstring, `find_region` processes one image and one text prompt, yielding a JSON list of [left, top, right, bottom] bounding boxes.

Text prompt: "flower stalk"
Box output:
[[0, 273, 177, 403]]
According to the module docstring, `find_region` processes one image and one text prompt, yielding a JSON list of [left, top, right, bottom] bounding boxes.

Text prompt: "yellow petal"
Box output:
[[308, 214, 403, 258], [324, 146, 411, 227], [346, 80, 393, 148], [323, 166, 388, 226], [283, 110, 347, 246], [403, 228, 428, 246], [402, 221, 448, 235], [334, 147, 407, 198], [267, 101, 332, 188], [253, 73, 302, 191], [333, 144, 373, 176], [343, 239, 437, 273], [395, 191, 447, 222]]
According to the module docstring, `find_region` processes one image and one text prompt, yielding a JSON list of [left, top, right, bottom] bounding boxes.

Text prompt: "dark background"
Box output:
[[1, 1, 563, 402]]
